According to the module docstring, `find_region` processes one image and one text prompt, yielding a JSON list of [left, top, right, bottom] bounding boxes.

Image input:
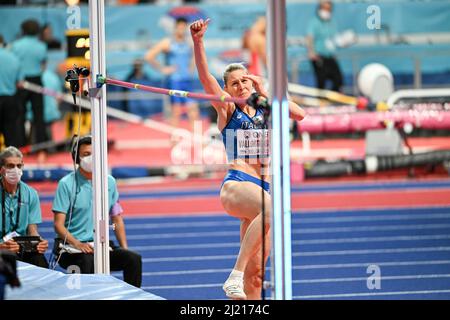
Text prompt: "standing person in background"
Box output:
[[306, 0, 343, 92], [242, 16, 267, 77], [145, 17, 200, 129], [39, 24, 62, 51], [0, 35, 22, 149], [12, 19, 48, 163], [41, 61, 62, 144], [125, 59, 153, 116], [25, 60, 62, 153]]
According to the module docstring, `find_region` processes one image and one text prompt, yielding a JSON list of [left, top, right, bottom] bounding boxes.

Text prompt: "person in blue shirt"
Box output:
[[0, 35, 22, 148], [25, 60, 62, 150], [0, 146, 49, 268], [11, 19, 48, 162], [52, 135, 142, 288], [190, 19, 306, 300], [145, 17, 199, 129], [306, 0, 343, 92]]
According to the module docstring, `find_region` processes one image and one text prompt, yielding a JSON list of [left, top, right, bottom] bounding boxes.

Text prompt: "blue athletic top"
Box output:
[[0, 179, 42, 241], [52, 170, 119, 242], [11, 36, 47, 78], [166, 38, 192, 81], [0, 48, 21, 96], [306, 16, 338, 57], [221, 106, 269, 161]]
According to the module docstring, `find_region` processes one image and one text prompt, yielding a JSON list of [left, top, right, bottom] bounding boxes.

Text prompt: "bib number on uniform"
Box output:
[[236, 129, 270, 157]]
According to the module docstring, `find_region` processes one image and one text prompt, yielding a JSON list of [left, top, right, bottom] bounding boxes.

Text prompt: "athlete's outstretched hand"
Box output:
[[190, 18, 210, 41]]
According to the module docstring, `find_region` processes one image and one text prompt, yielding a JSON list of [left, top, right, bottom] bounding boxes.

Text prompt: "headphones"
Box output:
[[70, 135, 92, 164]]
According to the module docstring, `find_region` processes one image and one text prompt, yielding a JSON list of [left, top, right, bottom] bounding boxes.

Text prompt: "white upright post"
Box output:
[[89, 0, 110, 274], [267, 0, 293, 300]]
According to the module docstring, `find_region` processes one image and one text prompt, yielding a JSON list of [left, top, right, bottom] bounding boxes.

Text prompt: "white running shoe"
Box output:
[[223, 277, 247, 300]]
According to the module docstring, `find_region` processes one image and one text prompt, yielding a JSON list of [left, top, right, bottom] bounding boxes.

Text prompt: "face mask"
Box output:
[[4, 167, 23, 185], [319, 9, 331, 21], [80, 155, 93, 172]]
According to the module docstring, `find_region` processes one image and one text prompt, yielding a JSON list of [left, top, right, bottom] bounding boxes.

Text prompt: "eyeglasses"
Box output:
[[3, 163, 24, 169]]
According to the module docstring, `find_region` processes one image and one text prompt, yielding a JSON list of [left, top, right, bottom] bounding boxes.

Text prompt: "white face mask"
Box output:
[[4, 167, 23, 185], [80, 155, 93, 172], [319, 9, 331, 20]]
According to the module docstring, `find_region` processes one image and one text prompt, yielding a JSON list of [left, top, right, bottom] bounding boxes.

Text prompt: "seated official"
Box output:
[[52, 135, 142, 287], [0, 147, 48, 268]]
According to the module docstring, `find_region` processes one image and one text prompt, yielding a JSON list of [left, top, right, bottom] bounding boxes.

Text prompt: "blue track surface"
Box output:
[[38, 205, 450, 300]]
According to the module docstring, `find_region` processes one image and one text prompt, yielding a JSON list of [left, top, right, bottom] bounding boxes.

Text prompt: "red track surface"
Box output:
[[19, 119, 449, 220], [23, 120, 450, 167], [36, 177, 450, 220]]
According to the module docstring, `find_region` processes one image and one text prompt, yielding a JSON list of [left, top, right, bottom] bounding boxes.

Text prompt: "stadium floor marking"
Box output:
[[143, 283, 222, 290], [295, 234, 450, 245], [122, 223, 450, 240], [294, 260, 450, 270], [141, 274, 450, 290], [142, 255, 236, 263], [38, 211, 450, 234], [38, 211, 450, 233], [36, 179, 450, 201], [139, 246, 450, 263], [293, 289, 450, 299], [292, 223, 450, 234], [36, 206, 450, 299], [124, 234, 450, 252], [141, 268, 231, 276], [110, 259, 450, 277], [293, 274, 450, 284], [134, 260, 450, 276], [293, 246, 450, 257]]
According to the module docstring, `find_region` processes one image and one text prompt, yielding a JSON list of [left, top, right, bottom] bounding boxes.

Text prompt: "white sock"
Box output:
[[229, 269, 244, 279]]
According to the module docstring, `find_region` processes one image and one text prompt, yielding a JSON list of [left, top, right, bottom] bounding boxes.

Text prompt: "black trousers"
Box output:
[[58, 246, 142, 288], [311, 55, 343, 92], [16, 75, 48, 147], [17, 252, 49, 269], [0, 95, 21, 147]]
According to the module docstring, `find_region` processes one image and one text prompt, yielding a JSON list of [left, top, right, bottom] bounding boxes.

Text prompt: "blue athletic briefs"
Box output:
[[222, 169, 270, 193]]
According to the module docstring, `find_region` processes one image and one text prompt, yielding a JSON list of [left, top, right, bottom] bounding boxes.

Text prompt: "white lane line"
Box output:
[[125, 223, 450, 240], [292, 213, 450, 224], [129, 234, 450, 251], [294, 260, 450, 270], [124, 220, 239, 230], [127, 231, 238, 240], [132, 242, 239, 251], [40, 214, 450, 234], [294, 289, 450, 299], [141, 275, 450, 291], [294, 234, 450, 245], [142, 254, 236, 262], [292, 223, 450, 234], [293, 274, 450, 284], [79, 212, 450, 232], [293, 246, 450, 257], [138, 260, 450, 279], [138, 260, 450, 277], [142, 283, 222, 290], [142, 268, 231, 276], [140, 247, 450, 263]]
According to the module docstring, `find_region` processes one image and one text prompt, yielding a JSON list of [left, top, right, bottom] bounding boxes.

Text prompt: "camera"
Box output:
[[65, 65, 90, 104]]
